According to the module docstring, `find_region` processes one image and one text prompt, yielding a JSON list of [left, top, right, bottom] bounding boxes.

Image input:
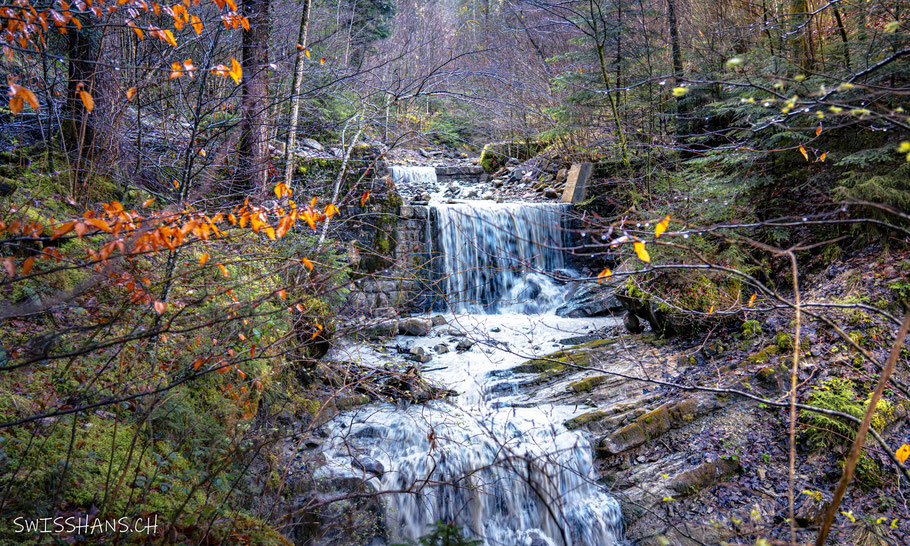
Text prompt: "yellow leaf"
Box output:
[[819, 151, 827, 163], [671, 87, 688, 97], [199, 253, 209, 266], [320, 57, 326, 65], [361, 191, 370, 207], [325, 203, 339, 219], [897, 444, 910, 464], [264, 226, 276, 241], [748, 294, 756, 308], [634, 241, 650, 263], [218, 263, 229, 277], [708, 305, 714, 315], [655, 215, 670, 238], [229, 57, 242, 84], [799, 145, 809, 162], [597, 268, 612, 284], [142, 198, 155, 207], [190, 14, 203, 34], [301, 257, 314, 271]]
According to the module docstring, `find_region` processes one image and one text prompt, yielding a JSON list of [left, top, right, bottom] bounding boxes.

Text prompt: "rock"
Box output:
[[598, 395, 726, 454], [490, 326, 501, 333], [456, 339, 474, 353], [300, 138, 324, 151], [544, 187, 559, 199], [434, 344, 449, 354], [556, 283, 623, 318], [667, 456, 740, 495], [398, 317, 432, 336], [430, 315, 447, 326], [795, 494, 829, 527], [405, 346, 432, 363], [624, 313, 643, 334], [446, 328, 466, 337], [352, 456, 384, 477], [492, 179, 504, 188], [357, 320, 398, 340], [555, 168, 568, 186]]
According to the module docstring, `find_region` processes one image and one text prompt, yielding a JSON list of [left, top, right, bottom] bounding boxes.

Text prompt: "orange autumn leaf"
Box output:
[[21, 256, 34, 275], [190, 14, 203, 34], [301, 257, 314, 271], [597, 268, 612, 284], [325, 203, 339, 219], [218, 263, 228, 277], [2, 257, 14, 277], [708, 305, 715, 315], [748, 293, 757, 308], [142, 197, 155, 207], [51, 221, 75, 240], [228, 56, 242, 84], [199, 253, 209, 266], [654, 215, 670, 238], [78, 89, 94, 112], [193, 358, 204, 371], [126, 87, 138, 101], [320, 57, 325, 65], [153, 300, 167, 314], [277, 289, 287, 300], [799, 145, 809, 162], [819, 151, 827, 163], [264, 226, 276, 240], [311, 322, 323, 340], [633, 241, 651, 263], [361, 191, 370, 207]]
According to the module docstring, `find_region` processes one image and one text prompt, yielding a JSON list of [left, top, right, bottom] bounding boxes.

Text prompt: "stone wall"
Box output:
[[346, 204, 436, 316]]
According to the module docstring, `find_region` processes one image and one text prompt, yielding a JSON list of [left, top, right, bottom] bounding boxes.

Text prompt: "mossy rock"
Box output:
[[511, 349, 592, 376], [568, 375, 610, 393], [598, 396, 724, 454], [565, 410, 610, 430], [746, 344, 780, 364]]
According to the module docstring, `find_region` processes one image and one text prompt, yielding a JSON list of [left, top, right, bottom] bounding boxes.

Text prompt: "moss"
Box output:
[[568, 375, 610, 393], [599, 398, 702, 453], [572, 338, 616, 350], [747, 345, 780, 364], [741, 319, 761, 339], [564, 410, 610, 430], [511, 349, 592, 376]]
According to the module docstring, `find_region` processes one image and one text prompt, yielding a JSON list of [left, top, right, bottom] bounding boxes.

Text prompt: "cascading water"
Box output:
[[323, 171, 624, 546], [390, 165, 438, 187], [430, 203, 569, 314]]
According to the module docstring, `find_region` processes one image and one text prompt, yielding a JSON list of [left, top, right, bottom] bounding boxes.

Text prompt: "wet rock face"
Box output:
[[557, 283, 623, 318]]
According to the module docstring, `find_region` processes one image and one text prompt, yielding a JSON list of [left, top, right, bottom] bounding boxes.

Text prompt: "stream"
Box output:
[[320, 167, 625, 545]]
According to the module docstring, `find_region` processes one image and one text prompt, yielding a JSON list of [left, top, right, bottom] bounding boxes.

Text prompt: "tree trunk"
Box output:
[[788, 0, 813, 73], [65, 16, 97, 199], [239, 0, 271, 196], [666, 0, 686, 139], [282, 0, 313, 188]]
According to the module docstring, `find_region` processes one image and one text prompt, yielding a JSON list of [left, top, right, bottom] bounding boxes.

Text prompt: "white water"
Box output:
[[391, 165, 438, 187], [322, 184, 624, 545], [431, 203, 570, 314]]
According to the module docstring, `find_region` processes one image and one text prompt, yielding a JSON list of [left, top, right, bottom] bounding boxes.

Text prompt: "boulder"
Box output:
[[597, 395, 725, 454], [430, 315, 447, 326], [405, 346, 432, 364], [544, 187, 559, 199], [398, 317, 432, 336], [357, 320, 398, 340], [352, 456, 384, 477], [556, 283, 623, 318], [300, 138, 324, 151], [434, 344, 449, 354], [455, 339, 474, 353]]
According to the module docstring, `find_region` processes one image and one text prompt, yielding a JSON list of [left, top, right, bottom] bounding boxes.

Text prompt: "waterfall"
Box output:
[[391, 165, 438, 186], [431, 202, 569, 313]]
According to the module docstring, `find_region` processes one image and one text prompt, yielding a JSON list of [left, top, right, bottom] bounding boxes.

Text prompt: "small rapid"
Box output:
[[322, 167, 624, 545]]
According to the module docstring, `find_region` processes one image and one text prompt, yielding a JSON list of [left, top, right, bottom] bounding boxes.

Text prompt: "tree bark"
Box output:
[[282, 0, 313, 188], [666, 0, 686, 138], [239, 0, 271, 195]]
